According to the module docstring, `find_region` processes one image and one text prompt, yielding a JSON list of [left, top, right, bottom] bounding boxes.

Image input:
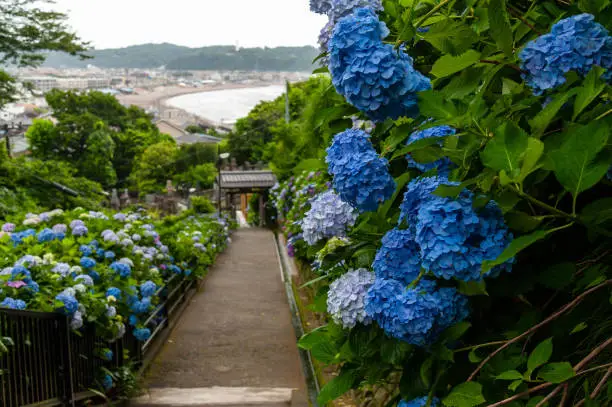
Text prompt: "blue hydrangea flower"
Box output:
[[406, 126, 456, 173], [102, 374, 113, 390], [133, 328, 151, 342], [10, 229, 36, 245], [372, 228, 421, 284], [0, 297, 27, 310], [105, 251, 116, 260], [16, 255, 39, 268], [301, 191, 357, 245], [80, 257, 96, 269], [105, 305, 117, 318], [326, 129, 396, 212], [106, 287, 121, 299], [114, 213, 127, 221], [72, 225, 88, 236], [169, 265, 182, 274], [110, 262, 131, 278], [56, 293, 79, 315], [519, 14, 612, 94], [327, 269, 375, 328], [398, 396, 441, 407], [128, 314, 139, 326], [415, 193, 513, 281], [11, 265, 31, 280], [365, 278, 468, 346], [140, 281, 157, 297], [75, 274, 94, 287], [607, 166, 612, 181], [329, 8, 431, 121], [27, 280, 40, 293], [79, 245, 93, 256], [69, 219, 84, 229], [399, 176, 454, 225], [130, 297, 151, 314], [329, 0, 383, 22], [52, 262, 71, 277], [96, 248, 105, 258], [103, 349, 113, 361]]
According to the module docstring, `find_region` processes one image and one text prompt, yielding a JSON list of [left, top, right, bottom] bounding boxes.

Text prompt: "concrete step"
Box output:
[[130, 387, 294, 406]]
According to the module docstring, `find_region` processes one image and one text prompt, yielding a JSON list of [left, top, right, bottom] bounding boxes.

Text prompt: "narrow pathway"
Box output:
[[133, 228, 307, 407]]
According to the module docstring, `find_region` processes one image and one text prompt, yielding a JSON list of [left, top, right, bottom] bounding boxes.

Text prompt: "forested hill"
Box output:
[[43, 43, 319, 71]]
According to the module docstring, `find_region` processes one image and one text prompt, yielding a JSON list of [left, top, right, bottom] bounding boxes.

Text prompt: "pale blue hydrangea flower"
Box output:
[[398, 396, 441, 407], [301, 191, 358, 245], [327, 269, 375, 328], [75, 274, 94, 286]]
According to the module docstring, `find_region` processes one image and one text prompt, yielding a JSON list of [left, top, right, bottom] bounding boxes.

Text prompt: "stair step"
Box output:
[[131, 387, 294, 406]]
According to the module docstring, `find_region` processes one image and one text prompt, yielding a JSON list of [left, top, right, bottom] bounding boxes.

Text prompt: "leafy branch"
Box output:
[[467, 279, 612, 381]]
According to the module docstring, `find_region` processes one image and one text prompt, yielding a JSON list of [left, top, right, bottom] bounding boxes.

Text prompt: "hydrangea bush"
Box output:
[[288, 0, 612, 406], [0, 207, 230, 394]]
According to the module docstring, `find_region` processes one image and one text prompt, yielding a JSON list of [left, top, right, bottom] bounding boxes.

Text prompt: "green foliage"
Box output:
[[271, 0, 612, 406], [190, 196, 215, 214], [0, 0, 88, 108], [129, 142, 178, 194]]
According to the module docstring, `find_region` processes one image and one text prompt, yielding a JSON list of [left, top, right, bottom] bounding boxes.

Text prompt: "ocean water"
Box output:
[[166, 85, 286, 125]]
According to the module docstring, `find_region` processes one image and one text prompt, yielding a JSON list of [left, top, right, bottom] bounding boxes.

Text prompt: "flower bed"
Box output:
[[0, 208, 231, 393]]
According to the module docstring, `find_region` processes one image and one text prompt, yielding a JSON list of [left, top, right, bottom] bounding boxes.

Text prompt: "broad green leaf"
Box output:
[[496, 370, 524, 380], [411, 146, 444, 164], [549, 121, 610, 197], [420, 358, 433, 388], [482, 229, 554, 272], [573, 66, 606, 120], [422, 21, 478, 55], [538, 263, 575, 290], [379, 172, 412, 218], [577, 0, 607, 14], [317, 368, 359, 405], [529, 89, 578, 136], [382, 123, 412, 156], [468, 349, 483, 363], [431, 50, 482, 78], [488, 0, 513, 57], [508, 380, 523, 391], [311, 341, 339, 364], [538, 362, 575, 384], [391, 134, 447, 160], [505, 211, 545, 233], [527, 338, 553, 376], [294, 158, 326, 174], [519, 138, 544, 182], [580, 198, 612, 226], [298, 326, 329, 350], [481, 122, 528, 178], [418, 90, 459, 120], [441, 322, 472, 343], [458, 280, 488, 296], [443, 382, 485, 407]]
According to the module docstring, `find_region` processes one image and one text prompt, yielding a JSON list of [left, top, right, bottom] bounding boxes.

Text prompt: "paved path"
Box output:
[[136, 229, 307, 406]]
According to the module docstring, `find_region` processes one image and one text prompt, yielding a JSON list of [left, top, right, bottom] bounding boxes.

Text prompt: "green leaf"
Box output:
[[317, 368, 359, 405], [481, 122, 528, 178], [538, 263, 575, 290], [441, 322, 472, 342], [488, 0, 513, 57], [391, 133, 447, 160], [529, 89, 578, 136], [468, 349, 483, 363], [519, 138, 545, 182], [379, 172, 412, 218], [549, 121, 610, 198], [311, 341, 339, 364], [505, 211, 545, 233], [573, 66, 606, 120], [431, 50, 482, 78], [420, 358, 433, 388], [418, 90, 459, 120], [508, 380, 523, 391], [577, 0, 607, 14], [538, 362, 575, 384], [422, 21, 478, 55], [482, 228, 555, 272], [570, 322, 588, 334], [580, 198, 612, 226], [298, 326, 328, 350], [382, 123, 412, 156], [443, 382, 485, 407], [527, 338, 553, 376], [458, 280, 488, 296], [496, 370, 524, 380], [526, 396, 547, 407], [294, 158, 326, 174]]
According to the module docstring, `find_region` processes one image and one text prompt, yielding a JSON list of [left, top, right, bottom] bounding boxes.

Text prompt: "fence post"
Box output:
[[59, 316, 76, 407]]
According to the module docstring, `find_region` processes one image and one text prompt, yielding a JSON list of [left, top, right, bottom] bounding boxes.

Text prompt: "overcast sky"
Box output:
[[53, 0, 327, 49]]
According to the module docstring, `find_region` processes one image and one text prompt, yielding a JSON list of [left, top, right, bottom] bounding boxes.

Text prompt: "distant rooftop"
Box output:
[[176, 133, 222, 145], [220, 170, 277, 190]]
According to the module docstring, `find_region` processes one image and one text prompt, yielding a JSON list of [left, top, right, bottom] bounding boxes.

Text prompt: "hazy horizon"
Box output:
[[53, 0, 327, 50]]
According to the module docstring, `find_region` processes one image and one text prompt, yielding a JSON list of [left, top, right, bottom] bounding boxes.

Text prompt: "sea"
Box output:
[[166, 85, 286, 126]]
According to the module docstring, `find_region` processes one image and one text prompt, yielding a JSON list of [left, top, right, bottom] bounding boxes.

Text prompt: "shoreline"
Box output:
[[117, 82, 284, 126]]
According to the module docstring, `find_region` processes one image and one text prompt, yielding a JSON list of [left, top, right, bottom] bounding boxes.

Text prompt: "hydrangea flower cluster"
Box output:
[[326, 269, 375, 328], [397, 176, 514, 281], [310, 0, 333, 14], [301, 191, 357, 245], [372, 228, 421, 284], [398, 396, 441, 407], [406, 126, 456, 173], [519, 13, 612, 94], [365, 278, 469, 346], [328, 8, 431, 121], [326, 129, 395, 212]]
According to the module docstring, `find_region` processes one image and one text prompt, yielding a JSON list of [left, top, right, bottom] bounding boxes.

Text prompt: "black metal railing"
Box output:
[[0, 273, 198, 407]]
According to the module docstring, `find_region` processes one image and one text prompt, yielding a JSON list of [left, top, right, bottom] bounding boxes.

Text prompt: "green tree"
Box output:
[[174, 163, 217, 191], [80, 123, 117, 187], [175, 143, 218, 173], [129, 141, 178, 194], [0, 0, 88, 108]]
